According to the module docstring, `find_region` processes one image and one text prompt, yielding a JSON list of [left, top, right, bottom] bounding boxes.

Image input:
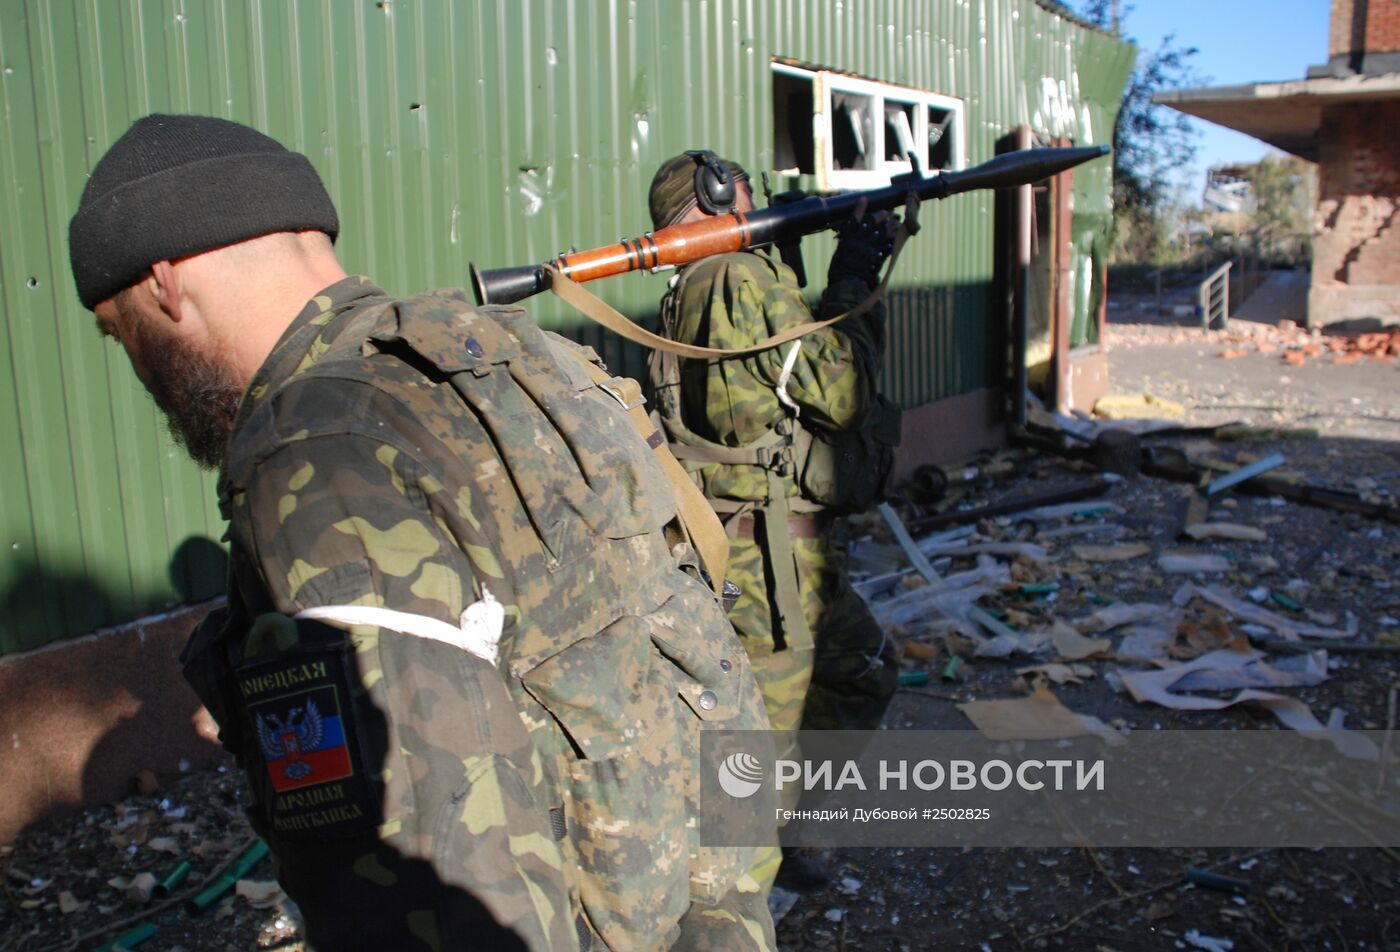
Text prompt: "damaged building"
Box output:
[[1156, 0, 1400, 328]]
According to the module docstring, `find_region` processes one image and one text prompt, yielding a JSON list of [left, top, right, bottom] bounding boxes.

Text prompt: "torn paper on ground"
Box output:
[[1050, 621, 1112, 660], [1184, 522, 1268, 542], [1158, 553, 1233, 574], [1015, 663, 1096, 685], [1078, 602, 1175, 633], [1118, 648, 1325, 698], [1072, 543, 1151, 563], [958, 686, 1124, 745], [1117, 650, 1375, 759], [1115, 623, 1177, 662], [1179, 583, 1354, 640]]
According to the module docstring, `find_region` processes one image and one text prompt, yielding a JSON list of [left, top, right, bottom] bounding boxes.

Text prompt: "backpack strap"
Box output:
[[758, 470, 812, 652], [666, 427, 787, 467], [576, 363, 730, 598]]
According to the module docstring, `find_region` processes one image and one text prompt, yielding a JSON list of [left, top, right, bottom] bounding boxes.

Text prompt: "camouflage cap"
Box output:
[[648, 151, 750, 231]]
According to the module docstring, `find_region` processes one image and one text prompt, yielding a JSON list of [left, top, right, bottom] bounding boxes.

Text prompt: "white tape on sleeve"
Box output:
[[296, 587, 503, 665]]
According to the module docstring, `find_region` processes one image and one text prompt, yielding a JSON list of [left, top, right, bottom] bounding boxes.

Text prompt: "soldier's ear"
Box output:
[[148, 260, 187, 322]]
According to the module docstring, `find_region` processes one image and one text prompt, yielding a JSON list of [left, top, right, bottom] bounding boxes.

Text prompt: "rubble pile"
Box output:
[[1107, 317, 1400, 368], [776, 421, 1400, 950], [859, 427, 1400, 733], [0, 768, 297, 952]]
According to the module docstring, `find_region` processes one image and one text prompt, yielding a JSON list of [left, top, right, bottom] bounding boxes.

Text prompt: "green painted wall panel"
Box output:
[[0, 0, 1130, 652]]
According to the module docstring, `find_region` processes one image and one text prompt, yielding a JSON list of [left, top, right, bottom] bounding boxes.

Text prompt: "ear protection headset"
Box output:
[[686, 149, 738, 215]]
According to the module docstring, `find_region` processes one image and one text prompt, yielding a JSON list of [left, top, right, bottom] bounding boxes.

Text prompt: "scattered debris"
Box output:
[[1185, 868, 1251, 895], [1049, 621, 1112, 660], [957, 685, 1122, 743], [1015, 662, 1096, 685], [15, 315, 1400, 952], [1182, 522, 1267, 542], [123, 872, 159, 905], [1115, 623, 1177, 662], [234, 879, 286, 910], [1118, 648, 1327, 707], [1158, 553, 1233, 573], [1072, 543, 1151, 563], [1203, 452, 1286, 496], [768, 884, 801, 925], [1181, 584, 1353, 641], [1093, 392, 1187, 420], [1184, 929, 1235, 951]]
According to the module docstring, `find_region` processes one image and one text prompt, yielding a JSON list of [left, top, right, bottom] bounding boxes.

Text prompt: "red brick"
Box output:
[[1331, 0, 1400, 58], [1313, 101, 1400, 306]]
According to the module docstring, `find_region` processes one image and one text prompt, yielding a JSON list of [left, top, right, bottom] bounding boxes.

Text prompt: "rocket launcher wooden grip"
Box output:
[[470, 144, 1110, 306]]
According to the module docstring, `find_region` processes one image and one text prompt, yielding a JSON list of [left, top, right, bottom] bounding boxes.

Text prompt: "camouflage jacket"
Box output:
[[189, 277, 769, 951], [650, 249, 886, 503]]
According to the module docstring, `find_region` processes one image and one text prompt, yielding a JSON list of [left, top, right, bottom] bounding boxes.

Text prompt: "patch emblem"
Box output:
[[250, 684, 354, 792]]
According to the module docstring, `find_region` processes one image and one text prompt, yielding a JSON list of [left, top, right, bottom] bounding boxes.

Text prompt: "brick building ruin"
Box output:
[[1156, 0, 1400, 327]]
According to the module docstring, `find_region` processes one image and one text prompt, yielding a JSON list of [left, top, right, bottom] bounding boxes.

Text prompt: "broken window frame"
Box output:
[[771, 62, 966, 191]]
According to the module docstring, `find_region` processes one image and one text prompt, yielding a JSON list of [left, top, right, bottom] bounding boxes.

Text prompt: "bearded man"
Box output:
[[69, 115, 774, 952]]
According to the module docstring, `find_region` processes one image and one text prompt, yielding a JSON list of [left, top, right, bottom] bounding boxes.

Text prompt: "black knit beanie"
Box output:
[[69, 114, 339, 310]]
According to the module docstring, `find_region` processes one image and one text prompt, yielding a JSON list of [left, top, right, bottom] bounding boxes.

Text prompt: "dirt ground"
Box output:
[[4, 293, 1400, 951], [767, 301, 1400, 951]]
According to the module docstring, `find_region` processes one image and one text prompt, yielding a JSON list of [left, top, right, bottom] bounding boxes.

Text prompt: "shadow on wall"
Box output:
[[0, 536, 230, 845], [3, 540, 538, 948], [169, 535, 231, 606]]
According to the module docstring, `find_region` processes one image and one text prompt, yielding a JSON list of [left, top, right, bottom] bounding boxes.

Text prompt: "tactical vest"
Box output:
[[198, 288, 769, 952], [650, 263, 902, 646]]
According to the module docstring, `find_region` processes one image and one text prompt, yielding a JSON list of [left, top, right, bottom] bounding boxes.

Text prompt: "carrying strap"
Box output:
[[707, 495, 826, 516], [542, 198, 919, 633], [576, 362, 730, 598], [667, 426, 788, 467], [543, 193, 918, 359], [761, 470, 812, 652]]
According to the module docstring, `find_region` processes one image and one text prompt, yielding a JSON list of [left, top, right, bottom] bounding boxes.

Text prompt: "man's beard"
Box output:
[[131, 318, 244, 470]]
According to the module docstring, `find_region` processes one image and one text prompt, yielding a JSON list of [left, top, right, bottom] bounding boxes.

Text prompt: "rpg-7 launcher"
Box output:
[[470, 144, 1109, 306]]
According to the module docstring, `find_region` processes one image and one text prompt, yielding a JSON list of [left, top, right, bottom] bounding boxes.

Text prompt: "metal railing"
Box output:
[[1230, 248, 1268, 312], [1199, 261, 1231, 329]]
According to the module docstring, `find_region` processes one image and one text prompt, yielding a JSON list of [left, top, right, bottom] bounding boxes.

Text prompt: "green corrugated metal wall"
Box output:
[[0, 0, 1132, 653]]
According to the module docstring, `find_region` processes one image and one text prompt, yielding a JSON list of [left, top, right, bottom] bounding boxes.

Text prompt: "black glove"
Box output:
[[827, 209, 899, 290]]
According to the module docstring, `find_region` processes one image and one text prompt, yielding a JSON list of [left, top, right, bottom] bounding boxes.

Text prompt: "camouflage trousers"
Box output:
[[724, 517, 899, 740], [671, 873, 775, 952], [724, 516, 898, 893]]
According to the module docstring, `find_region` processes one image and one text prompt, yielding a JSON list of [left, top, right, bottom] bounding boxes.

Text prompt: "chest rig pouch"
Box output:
[[793, 392, 902, 515], [653, 269, 901, 518]]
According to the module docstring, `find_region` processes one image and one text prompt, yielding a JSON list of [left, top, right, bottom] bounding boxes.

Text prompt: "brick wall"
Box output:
[[1330, 0, 1400, 58], [1309, 100, 1400, 324], [1330, 0, 1356, 57], [1368, 0, 1400, 53]]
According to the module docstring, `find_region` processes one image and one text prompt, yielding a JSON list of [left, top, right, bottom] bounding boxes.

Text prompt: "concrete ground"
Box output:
[[1105, 269, 1400, 443], [766, 269, 1400, 951]]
